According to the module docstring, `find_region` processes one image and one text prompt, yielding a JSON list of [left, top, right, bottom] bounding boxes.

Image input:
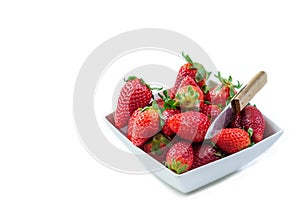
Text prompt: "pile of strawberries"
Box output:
[[113, 53, 265, 174]]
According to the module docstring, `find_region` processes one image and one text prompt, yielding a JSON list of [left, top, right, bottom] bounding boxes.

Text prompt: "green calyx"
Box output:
[[182, 52, 212, 82], [194, 63, 212, 83], [176, 86, 200, 110], [165, 159, 189, 174], [150, 133, 170, 155], [158, 90, 179, 109], [201, 84, 210, 94]]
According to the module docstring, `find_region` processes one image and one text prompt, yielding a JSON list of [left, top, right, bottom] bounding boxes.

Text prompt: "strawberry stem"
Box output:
[[182, 52, 212, 83]]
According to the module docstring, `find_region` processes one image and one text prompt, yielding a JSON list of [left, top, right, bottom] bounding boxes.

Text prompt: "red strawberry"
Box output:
[[205, 72, 242, 108], [114, 76, 152, 128], [228, 112, 242, 129], [167, 111, 211, 142], [212, 128, 251, 154], [200, 103, 221, 122], [162, 109, 180, 136], [129, 108, 161, 141], [228, 105, 265, 143], [173, 62, 194, 92], [143, 133, 171, 163], [127, 109, 141, 140], [192, 144, 222, 169], [173, 53, 211, 93], [177, 75, 199, 90], [165, 141, 194, 174], [175, 85, 204, 111], [240, 105, 265, 143], [127, 102, 163, 147]]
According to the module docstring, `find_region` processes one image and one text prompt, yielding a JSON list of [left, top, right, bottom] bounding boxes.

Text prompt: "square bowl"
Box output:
[[104, 113, 283, 193]]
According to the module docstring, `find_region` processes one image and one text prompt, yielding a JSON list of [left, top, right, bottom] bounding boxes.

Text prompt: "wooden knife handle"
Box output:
[[231, 71, 267, 113]]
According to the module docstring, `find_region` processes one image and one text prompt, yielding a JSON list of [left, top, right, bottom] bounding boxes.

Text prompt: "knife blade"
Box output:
[[204, 71, 267, 140]]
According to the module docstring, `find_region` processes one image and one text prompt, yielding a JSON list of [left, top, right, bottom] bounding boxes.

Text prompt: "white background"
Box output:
[[1, 1, 299, 199]]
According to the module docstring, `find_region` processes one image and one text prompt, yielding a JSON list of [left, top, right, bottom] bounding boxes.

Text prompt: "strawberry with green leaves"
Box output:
[[205, 72, 242, 108], [143, 133, 171, 163], [167, 111, 210, 142], [212, 128, 251, 154], [114, 76, 152, 128], [173, 53, 211, 93], [165, 141, 194, 174], [174, 75, 204, 111], [127, 101, 164, 147]]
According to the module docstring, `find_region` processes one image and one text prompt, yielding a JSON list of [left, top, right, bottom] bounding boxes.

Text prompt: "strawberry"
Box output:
[[175, 85, 204, 111], [200, 103, 221, 122], [212, 128, 251, 154], [143, 133, 171, 163], [228, 105, 265, 143], [173, 62, 194, 92], [192, 144, 222, 169], [228, 112, 242, 129], [167, 111, 211, 142], [205, 72, 242, 108], [165, 141, 194, 174], [162, 109, 180, 136], [173, 53, 211, 93], [114, 76, 152, 128], [127, 101, 163, 147], [177, 75, 199, 89], [127, 109, 141, 140], [240, 105, 265, 143]]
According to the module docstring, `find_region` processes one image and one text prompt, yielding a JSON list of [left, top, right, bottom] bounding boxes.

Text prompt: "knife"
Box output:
[[204, 71, 268, 140]]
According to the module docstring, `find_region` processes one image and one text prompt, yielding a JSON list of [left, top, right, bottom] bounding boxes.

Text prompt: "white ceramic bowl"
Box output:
[[104, 113, 283, 193]]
